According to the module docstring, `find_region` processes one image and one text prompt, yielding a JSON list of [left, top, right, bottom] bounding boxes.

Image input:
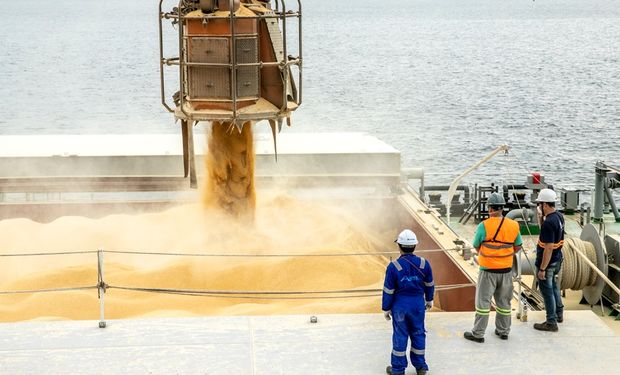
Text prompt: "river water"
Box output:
[[0, 0, 619, 187]]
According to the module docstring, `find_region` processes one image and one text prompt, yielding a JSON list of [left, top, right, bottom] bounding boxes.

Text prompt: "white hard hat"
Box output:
[[535, 188, 558, 203], [395, 229, 418, 247]]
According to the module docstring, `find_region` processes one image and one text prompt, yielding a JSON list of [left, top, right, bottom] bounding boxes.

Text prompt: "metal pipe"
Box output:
[[424, 185, 470, 192], [516, 250, 525, 321], [181, 121, 190, 177], [97, 248, 106, 328], [178, 0, 189, 117], [297, 0, 302, 105], [280, 0, 288, 111], [162, 13, 180, 19], [182, 61, 280, 67], [593, 163, 606, 222], [604, 187, 620, 220], [506, 208, 536, 225], [229, 0, 237, 122], [159, 0, 174, 112], [445, 144, 510, 223], [181, 12, 299, 20], [187, 121, 197, 188]]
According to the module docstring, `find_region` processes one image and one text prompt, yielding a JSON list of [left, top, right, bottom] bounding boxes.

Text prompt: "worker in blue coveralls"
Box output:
[[383, 229, 434, 375]]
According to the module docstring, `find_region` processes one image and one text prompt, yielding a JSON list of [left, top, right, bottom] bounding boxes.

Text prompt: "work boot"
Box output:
[[416, 368, 428, 375], [533, 321, 558, 332], [557, 315, 564, 323], [386, 366, 404, 375], [463, 331, 484, 343], [494, 329, 508, 340]]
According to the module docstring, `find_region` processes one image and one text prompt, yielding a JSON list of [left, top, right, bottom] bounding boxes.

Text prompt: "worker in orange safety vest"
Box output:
[[464, 192, 522, 343]]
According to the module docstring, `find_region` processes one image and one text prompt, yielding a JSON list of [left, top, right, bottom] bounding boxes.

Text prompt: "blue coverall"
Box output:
[[382, 253, 435, 374]]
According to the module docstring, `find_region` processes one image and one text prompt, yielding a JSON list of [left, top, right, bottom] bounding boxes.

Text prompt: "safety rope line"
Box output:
[[0, 283, 473, 299], [107, 282, 475, 299], [93, 248, 462, 257], [0, 248, 461, 258], [111, 285, 383, 295], [0, 286, 97, 295], [0, 250, 97, 257], [0, 246, 473, 299]]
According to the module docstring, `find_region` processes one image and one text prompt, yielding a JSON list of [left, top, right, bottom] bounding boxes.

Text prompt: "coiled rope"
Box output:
[[561, 238, 598, 290]]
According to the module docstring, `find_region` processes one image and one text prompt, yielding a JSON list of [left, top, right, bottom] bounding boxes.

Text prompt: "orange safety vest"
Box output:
[[478, 216, 520, 269]]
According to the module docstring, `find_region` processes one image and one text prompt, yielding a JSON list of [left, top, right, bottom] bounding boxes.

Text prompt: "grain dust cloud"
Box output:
[[0, 124, 402, 322]]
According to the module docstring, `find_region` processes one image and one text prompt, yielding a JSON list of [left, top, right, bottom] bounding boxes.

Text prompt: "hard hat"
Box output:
[[395, 229, 418, 247], [535, 188, 558, 203], [487, 192, 505, 206]]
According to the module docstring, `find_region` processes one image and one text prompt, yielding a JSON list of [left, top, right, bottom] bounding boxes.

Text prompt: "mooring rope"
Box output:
[[561, 237, 598, 291]]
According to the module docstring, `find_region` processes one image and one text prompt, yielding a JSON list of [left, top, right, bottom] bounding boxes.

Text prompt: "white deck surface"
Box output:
[[0, 311, 617, 374], [0, 133, 398, 157], [0, 133, 401, 179]]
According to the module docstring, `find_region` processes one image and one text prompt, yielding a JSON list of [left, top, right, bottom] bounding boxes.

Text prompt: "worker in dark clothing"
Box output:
[[383, 229, 434, 375], [533, 188, 565, 332]]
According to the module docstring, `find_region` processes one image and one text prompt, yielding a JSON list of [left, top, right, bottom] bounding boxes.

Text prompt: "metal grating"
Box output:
[[265, 17, 284, 64], [188, 37, 230, 98], [189, 37, 229, 63], [188, 67, 230, 98], [235, 37, 258, 63], [235, 37, 259, 98], [186, 36, 259, 99], [236, 66, 259, 98]]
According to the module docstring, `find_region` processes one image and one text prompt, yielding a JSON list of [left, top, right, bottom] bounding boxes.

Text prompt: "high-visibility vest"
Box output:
[[478, 216, 520, 269]]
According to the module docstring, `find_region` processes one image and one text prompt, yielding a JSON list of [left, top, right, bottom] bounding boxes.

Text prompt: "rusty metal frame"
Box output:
[[158, 1, 303, 187], [159, 0, 303, 123]]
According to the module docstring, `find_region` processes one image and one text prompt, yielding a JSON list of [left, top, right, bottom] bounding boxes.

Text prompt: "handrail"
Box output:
[[0, 246, 472, 327]]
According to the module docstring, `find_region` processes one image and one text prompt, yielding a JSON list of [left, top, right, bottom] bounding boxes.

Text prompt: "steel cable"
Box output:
[[101, 247, 461, 257], [0, 250, 97, 257], [107, 283, 474, 300], [0, 285, 97, 295]]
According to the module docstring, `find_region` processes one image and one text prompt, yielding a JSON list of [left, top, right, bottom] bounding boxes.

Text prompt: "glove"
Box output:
[[384, 310, 392, 321], [425, 300, 433, 310]]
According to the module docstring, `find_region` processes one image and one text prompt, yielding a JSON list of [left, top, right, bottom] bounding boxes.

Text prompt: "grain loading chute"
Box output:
[[159, 0, 302, 187]]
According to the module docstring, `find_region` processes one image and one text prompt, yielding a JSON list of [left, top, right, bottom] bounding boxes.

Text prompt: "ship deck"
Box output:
[[0, 311, 617, 374]]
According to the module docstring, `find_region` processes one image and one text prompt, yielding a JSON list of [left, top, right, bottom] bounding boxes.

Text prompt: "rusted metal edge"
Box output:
[[0, 174, 401, 194]]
